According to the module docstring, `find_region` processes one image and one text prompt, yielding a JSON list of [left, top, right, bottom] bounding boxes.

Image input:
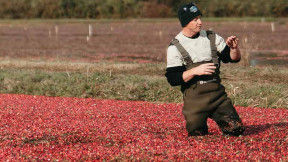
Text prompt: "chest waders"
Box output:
[[170, 31, 245, 136]]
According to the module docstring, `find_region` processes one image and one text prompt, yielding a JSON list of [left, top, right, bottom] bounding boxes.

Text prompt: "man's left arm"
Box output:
[[226, 36, 241, 62], [215, 34, 241, 63]]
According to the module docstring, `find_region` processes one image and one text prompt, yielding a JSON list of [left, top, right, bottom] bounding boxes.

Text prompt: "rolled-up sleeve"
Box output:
[[165, 66, 186, 86], [215, 34, 240, 63], [215, 34, 227, 53], [167, 45, 183, 68], [165, 45, 186, 86]]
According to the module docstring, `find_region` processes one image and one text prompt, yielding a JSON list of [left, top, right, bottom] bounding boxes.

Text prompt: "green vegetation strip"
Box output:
[[0, 60, 287, 108], [0, 17, 284, 24], [0, 0, 286, 19]]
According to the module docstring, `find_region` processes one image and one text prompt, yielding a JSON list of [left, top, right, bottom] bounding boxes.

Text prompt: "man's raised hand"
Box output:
[[226, 36, 239, 49]]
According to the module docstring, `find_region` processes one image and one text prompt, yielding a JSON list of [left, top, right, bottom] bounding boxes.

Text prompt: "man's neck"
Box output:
[[182, 28, 199, 38]]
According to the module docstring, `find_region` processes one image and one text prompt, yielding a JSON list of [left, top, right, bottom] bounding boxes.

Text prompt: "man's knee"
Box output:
[[187, 127, 208, 136], [186, 120, 208, 136], [221, 121, 245, 136]]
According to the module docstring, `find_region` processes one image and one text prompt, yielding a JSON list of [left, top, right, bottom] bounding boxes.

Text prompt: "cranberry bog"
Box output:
[[0, 94, 287, 161], [0, 19, 288, 160]]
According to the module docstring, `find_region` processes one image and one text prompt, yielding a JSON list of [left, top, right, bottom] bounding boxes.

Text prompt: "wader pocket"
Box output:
[[197, 82, 220, 95], [183, 83, 197, 99]]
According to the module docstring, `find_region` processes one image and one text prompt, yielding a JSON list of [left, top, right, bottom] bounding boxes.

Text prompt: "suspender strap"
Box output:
[[170, 30, 219, 68], [170, 38, 194, 68], [206, 30, 220, 67]]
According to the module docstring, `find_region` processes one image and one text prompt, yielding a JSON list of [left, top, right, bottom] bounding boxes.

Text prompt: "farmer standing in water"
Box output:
[[165, 2, 245, 136]]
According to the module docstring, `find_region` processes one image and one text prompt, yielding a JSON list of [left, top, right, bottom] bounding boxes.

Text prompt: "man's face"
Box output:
[[185, 16, 202, 33]]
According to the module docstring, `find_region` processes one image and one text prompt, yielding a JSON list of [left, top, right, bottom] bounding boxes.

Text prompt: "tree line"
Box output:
[[0, 0, 287, 19]]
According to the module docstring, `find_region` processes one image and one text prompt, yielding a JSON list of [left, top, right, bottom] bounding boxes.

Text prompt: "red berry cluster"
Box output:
[[0, 94, 287, 160]]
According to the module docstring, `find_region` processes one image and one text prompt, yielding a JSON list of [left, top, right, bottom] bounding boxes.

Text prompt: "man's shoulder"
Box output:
[[175, 31, 183, 37], [167, 44, 178, 53], [200, 30, 208, 37], [167, 32, 182, 47], [167, 41, 181, 57]]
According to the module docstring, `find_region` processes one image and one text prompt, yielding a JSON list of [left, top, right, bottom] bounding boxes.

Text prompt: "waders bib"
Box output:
[[170, 31, 245, 136]]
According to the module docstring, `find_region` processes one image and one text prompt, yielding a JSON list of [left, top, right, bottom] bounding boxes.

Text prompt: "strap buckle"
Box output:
[[198, 79, 218, 85], [199, 81, 206, 84]]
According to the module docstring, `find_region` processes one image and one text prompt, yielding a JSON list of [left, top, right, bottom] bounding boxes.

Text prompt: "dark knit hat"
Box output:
[[178, 2, 202, 27]]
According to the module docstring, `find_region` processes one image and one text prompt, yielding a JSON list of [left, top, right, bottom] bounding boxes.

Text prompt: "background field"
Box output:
[[0, 19, 287, 63]]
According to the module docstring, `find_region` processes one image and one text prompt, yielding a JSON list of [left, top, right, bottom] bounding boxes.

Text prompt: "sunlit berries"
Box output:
[[0, 94, 287, 160]]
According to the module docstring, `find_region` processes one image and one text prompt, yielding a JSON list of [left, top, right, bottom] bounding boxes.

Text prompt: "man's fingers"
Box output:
[[202, 71, 212, 75], [226, 39, 234, 46], [197, 63, 218, 75], [203, 64, 216, 69], [207, 65, 217, 69], [226, 38, 232, 43], [204, 71, 214, 75], [202, 63, 217, 67], [205, 69, 215, 73], [232, 39, 239, 47], [203, 63, 215, 65], [201, 63, 214, 68], [227, 36, 239, 48], [227, 36, 238, 44]]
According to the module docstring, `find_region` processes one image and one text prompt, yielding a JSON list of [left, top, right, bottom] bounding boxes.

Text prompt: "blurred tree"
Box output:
[[271, 0, 288, 17], [0, 0, 31, 18], [0, 0, 286, 18], [139, 0, 173, 18], [33, 0, 62, 18], [121, 0, 141, 18], [96, 0, 123, 18], [61, 0, 76, 18]]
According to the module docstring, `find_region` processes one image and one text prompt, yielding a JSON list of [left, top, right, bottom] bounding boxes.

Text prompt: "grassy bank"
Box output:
[[0, 59, 287, 108]]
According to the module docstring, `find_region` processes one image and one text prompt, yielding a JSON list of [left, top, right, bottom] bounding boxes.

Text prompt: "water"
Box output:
[[249, 52, 288, 66]]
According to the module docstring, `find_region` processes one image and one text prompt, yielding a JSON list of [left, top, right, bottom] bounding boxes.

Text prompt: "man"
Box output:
[[165, 2, 245, 136]]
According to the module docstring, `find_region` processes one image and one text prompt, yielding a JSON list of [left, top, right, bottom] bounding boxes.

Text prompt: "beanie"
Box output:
[[178, 2, 202, 27]]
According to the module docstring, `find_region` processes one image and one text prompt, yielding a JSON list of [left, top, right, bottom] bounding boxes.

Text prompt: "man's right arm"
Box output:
[[165, 46, 216, 86], [165, 66, 186, 86], [166, 63, 217, 86], [165, 45, 186, 86], [183, 63, 217, 82]]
